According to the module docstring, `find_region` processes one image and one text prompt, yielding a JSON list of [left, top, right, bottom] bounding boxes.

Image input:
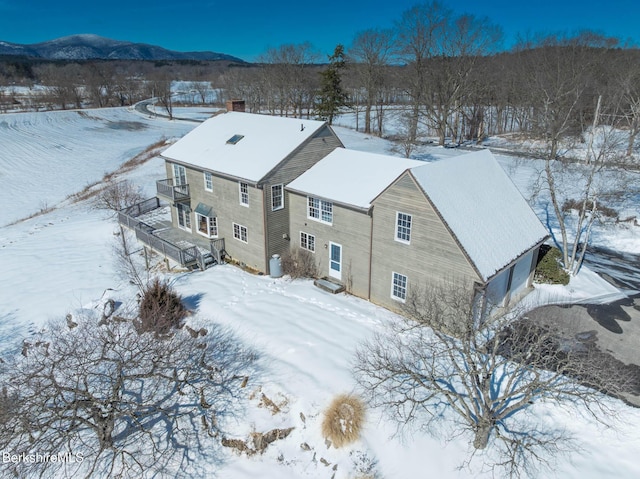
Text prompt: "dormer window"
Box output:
[[226, 134, 244, 145]]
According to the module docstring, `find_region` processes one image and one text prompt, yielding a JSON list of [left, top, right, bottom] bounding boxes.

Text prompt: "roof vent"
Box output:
[[226, 134, 244, 145]]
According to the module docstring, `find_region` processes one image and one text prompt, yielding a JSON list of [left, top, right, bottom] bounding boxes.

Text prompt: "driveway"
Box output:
[[527, 247, 640, 406]]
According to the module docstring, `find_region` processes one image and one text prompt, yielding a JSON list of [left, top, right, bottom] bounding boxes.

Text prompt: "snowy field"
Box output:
[[1, 106, 640, 478]]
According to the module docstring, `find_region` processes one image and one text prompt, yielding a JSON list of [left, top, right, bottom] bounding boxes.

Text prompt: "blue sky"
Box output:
[[1, 0, 638, 61]]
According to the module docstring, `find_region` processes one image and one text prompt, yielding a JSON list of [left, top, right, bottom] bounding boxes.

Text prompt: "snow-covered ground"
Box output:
[[1, 107, 640, 478]]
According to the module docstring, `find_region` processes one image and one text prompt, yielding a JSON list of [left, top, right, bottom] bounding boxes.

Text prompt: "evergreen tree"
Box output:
[[315, 44, 348, 124]]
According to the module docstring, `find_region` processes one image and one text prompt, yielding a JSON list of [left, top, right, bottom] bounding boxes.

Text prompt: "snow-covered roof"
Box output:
[[410, 149, 549, 281], [161, 112, 328, 183], [287, 148, 423, 209]]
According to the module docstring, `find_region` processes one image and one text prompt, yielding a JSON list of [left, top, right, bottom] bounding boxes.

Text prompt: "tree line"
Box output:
[[1, 2, 639, 151]]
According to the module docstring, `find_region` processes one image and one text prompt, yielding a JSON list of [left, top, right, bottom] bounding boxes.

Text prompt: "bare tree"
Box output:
[[394, 2, 450, 143], [355, 283, 624, 478], [520, 33, 636, 273], [0, 309, 254, 479], [93, 179, 143, 213], [348, 28, 394, 135], [149, 73, 174, 119], [614, 56, 640, 157], [113, 225, 149, 293], [259, 43, 320, 118]]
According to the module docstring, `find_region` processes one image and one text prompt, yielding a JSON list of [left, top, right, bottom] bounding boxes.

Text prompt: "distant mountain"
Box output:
[[0, 34, 245, 62]]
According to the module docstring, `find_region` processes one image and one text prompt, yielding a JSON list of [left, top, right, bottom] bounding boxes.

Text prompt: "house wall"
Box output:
[[485, 247, 539, 307], [288, 192, 372, 299], [164, 162, 267, 272], [370, 172, 481, 313], [262, 125, 343, 263]]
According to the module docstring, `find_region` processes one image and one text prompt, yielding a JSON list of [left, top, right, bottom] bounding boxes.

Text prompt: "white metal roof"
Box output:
[[410, 149, 549, 281], [161, 112, 328, 183]]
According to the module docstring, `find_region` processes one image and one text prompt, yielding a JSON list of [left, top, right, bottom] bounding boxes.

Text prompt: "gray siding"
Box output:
[[262, 125, 343, 262], [370, 172, 481, 312], [288, 192, 372, 298], [164, 162, 267, 272], [161, 124, 341, 274]]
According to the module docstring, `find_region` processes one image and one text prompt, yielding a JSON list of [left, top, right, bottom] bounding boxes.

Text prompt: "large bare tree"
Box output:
[[348, 28, 394, 135], [0, 305, 254, 478], [393, 2, 501, 145], [519, 33, 635, 273], [355, 283, 625, 478]]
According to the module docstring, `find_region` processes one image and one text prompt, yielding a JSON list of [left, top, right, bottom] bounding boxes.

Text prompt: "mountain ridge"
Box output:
[[0, 34, 245, 62]]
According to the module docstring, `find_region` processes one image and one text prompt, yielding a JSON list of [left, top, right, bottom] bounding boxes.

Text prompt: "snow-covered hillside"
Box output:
[[1, 107, 639, 478]]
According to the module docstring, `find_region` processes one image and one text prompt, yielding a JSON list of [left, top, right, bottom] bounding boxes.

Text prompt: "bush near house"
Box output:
[[281, 247, 318, 279], [534, 246, 570, 285]]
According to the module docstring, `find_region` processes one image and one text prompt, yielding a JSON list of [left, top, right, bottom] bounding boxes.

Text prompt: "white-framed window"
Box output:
[[233, 223, 248, 243], [300, 232, 315, 252], [271, 184, 284, 211], [204, 171, 213, 192], [176, 203, 191, 231], [307, 196, 333, 224], [395, 212, 412, 244], [173, 164, 187, 186], [391, 272, 408, 302], [196, 214, 217, 238], [239, 182, 249, 206]]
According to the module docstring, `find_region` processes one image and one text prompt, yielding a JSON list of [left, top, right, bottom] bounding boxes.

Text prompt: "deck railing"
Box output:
[[118, 198, 221, 270], [210, 238, 225, 265], [156, 179, 190, 202]]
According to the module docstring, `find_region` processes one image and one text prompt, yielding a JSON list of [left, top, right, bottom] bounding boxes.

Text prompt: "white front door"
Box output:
[[329, 242, 342, 280]]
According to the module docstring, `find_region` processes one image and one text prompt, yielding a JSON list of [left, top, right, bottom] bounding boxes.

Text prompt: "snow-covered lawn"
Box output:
[[1, 107, 640, 478]]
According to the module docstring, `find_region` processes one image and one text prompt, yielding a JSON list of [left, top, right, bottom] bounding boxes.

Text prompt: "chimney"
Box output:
[[226, 99, 246, 112]]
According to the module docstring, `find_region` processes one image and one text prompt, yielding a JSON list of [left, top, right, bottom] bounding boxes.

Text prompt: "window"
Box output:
[[233, 223, 248, 243], [396, 212, 412, 244], [300, 232, 315, 252], [196, 214, 217, 238], [204, 171, 213, 191], [307, 196, 333, 224], [176, 203, 191, 231], [239, 182, 249, 206], [173, 164, 187, 186], [391, 272, 408, 302], [271, 184, 284, 211], [226, 134, 244, 145]]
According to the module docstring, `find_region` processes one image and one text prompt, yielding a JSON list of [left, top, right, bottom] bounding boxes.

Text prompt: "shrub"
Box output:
[[281, 247, 318, 279], [534, 246, 570, 285], [321, 394, 365, 448], [137, 278, 188, 335]]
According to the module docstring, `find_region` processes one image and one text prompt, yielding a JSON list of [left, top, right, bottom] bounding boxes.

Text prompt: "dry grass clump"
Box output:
[[321, 394, 365, 448]]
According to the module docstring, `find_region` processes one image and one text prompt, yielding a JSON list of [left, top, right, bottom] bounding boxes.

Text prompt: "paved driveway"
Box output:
[[527, 295, 640, 406]]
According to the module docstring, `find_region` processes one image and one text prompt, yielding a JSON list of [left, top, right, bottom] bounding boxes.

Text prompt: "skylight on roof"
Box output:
[[226, 134, 244, 145]]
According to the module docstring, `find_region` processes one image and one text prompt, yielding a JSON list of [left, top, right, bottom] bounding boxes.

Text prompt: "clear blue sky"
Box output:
[[1, 0, 638, 61]]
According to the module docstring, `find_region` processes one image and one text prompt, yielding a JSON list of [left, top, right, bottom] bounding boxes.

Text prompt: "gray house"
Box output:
[[287, 148, 423, 298], [154, 106, 343, 273], [287, 148, 549, 311]]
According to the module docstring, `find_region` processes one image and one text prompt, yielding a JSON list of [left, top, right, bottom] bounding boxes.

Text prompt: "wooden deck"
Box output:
[[119, 200, 225, 269]]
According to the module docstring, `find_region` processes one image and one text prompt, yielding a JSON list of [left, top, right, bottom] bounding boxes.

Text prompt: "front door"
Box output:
[[329, 242, 342, 280]]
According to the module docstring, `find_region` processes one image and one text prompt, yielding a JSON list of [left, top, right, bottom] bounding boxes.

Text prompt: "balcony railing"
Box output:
[[156, 179, 190, 202], [117, 198, 225, 270]]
